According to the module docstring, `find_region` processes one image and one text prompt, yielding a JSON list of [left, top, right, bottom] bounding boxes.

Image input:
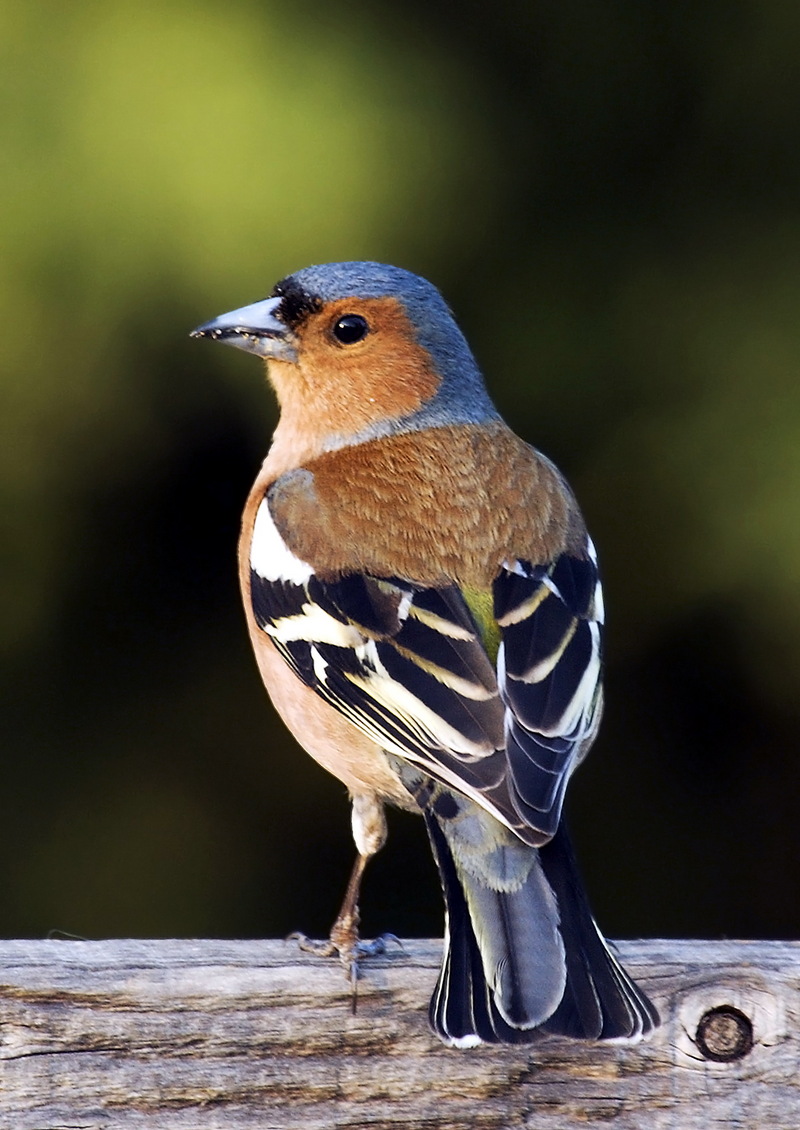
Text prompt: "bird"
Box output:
[[191, 261, 658, 1047]]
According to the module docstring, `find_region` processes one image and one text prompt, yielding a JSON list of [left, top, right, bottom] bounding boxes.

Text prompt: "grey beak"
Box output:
[[190, 296, 297, 361]]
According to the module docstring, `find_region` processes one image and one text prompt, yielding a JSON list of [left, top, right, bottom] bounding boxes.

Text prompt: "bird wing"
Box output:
[[493, 548, 604, 841], [248, 493, 603, 847]]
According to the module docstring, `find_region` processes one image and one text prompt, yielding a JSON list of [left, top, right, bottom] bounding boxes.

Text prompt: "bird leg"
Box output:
[[328, 850, 369, 961], [291, 850, 400, 1006], [291, 794, 400, 1002]]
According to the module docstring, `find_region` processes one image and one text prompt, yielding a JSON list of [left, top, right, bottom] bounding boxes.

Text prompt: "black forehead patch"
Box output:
[[270, 276, 323, 330]]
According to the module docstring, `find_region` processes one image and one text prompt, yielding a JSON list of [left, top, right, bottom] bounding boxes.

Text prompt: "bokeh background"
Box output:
[[3, 0, 800, 943]]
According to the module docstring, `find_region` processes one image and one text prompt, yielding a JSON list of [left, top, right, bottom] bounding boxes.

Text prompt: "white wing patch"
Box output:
[[250, 497, 313, 584]]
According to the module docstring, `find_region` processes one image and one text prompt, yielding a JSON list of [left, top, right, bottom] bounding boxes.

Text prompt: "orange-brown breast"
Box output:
[[264, 422, 586, 588]]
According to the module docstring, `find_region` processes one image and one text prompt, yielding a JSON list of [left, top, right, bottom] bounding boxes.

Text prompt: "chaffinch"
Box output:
[[191, 261, 658, 1046]]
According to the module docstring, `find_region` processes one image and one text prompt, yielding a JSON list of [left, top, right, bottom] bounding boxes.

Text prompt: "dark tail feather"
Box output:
[[425, 813, 658, 1046], [537, 821, 659, 1040]]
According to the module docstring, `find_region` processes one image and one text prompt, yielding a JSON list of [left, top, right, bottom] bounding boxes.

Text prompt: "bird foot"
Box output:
[[288, 924, 402, 1009], [289, 927, 402, 967]]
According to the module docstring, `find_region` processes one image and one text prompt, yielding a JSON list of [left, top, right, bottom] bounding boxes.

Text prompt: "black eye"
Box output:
[[332, 314, 369, 344]]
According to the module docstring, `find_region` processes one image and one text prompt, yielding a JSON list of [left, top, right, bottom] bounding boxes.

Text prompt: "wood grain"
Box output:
[[0, 938, 797, 1129]]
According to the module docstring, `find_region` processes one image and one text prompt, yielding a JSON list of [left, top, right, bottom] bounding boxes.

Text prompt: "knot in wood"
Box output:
[[695, 1005, 754, 1062]]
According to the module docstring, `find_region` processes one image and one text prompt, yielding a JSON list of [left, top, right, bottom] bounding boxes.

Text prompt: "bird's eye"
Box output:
[[332, 314, 369, 344]]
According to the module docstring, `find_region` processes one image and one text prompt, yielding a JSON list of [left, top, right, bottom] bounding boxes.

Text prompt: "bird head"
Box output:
[[191, 262, 499, 459]]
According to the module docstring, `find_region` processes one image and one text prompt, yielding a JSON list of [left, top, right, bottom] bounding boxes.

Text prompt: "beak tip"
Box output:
[[190, 322, 220, 339]]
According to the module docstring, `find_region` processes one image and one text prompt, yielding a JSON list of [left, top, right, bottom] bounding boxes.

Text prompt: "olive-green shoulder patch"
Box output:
[[460, 585, 501, 667]]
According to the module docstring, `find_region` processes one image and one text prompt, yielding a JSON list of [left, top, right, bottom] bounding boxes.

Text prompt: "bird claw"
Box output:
[[287, 931, 338, 958], [353, 932, 403, 958]]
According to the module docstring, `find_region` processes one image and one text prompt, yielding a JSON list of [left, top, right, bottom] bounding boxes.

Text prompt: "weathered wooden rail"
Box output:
[[0, 938, 797, 1129]]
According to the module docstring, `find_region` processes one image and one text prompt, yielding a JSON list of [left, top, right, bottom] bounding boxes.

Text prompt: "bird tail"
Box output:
[[424, 813, 658, 1046]]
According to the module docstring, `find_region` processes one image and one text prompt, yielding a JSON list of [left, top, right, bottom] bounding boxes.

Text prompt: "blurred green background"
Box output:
[[3, 0, 800, 944]]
